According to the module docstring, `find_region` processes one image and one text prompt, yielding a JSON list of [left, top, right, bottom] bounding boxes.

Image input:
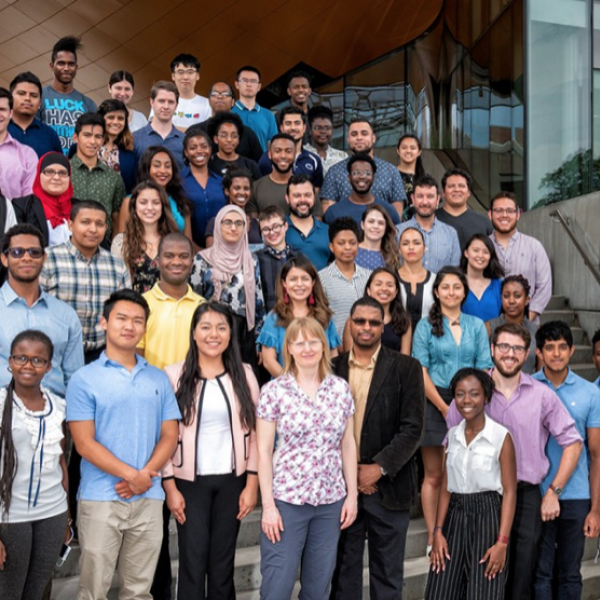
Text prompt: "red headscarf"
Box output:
[[32, 152, 73, 228]]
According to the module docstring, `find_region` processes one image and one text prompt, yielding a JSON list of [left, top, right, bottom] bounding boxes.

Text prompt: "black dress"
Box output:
[[381, 322, 401, 352]]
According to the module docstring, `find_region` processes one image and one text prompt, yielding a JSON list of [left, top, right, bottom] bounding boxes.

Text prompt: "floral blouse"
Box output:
[[189, 254, 266, 333], [256, 373, 355, 506]]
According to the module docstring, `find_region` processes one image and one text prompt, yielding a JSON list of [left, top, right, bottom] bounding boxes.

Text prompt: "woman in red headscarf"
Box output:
[[12, 152, 73, 247]]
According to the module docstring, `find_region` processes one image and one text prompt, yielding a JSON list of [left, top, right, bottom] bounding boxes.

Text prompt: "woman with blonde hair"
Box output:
[[257, 317, 358, 600]]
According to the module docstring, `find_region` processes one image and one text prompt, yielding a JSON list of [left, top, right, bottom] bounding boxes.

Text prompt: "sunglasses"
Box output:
[[351, 318, 383, 327], [4, 247, 44, 259]]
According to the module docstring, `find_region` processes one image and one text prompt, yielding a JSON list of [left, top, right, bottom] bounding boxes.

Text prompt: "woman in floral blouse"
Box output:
[[256, 317, 358, 600], [190, 205, 265, 370]]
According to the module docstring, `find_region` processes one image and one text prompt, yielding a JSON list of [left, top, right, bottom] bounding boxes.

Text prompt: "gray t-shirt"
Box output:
[[249, 175, 322, 216], [40, 86, 97, 154]]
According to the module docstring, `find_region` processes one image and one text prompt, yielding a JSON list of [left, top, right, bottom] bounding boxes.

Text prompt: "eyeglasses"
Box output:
[[4, 247, 44, 259], [351, 318, 383, 327], [174, 69, 198, 76], [221, 219, 245, 229], [10, 355, 49, 368], [289, 340, 323, 350], [312, 125, 332, 132], [492, 208, 519, 215], [494, 342, 527, 356], [209, 92, 233, 98], [41, 168, 69, 179], [260, 223, 285, 235], [238, 78, 260, 85], [217, 133, 239, 140], [351, 170, 373, 177]]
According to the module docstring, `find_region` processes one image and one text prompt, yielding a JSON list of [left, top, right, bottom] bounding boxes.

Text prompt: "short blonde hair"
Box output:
[[282, 317, 331, 381]]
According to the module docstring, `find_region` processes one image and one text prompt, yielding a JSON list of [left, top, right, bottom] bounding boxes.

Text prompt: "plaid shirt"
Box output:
[[40, 239, 131, 351]]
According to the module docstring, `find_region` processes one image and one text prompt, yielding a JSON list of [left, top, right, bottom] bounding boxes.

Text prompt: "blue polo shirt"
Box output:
[[66, 353, 181, 502], [133, 124, 185, 171], [8, 119, 62, 158], [257, 148, 324, 187], [232, 101, 278, 152], [181, 167, 226, 246], [285, 216, 330, 271], [534, 368, 600, 500], [323, 197, 400, 226]]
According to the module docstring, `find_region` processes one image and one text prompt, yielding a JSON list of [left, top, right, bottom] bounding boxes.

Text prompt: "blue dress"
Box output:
[[355, 247, 385, 271], [462, 278, 502, 322]]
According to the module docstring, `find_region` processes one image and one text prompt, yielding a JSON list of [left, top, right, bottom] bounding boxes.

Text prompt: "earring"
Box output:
[[284, 292, 290, 304], [308, 293, 315, 306], [7, 367, 12, 373]]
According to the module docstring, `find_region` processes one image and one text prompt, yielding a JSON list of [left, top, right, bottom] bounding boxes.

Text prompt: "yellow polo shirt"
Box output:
[[138, 283, 205, 369]]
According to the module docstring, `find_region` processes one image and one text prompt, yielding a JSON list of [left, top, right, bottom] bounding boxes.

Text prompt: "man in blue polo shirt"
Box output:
[[285, 175, 330, 270], [9, 72, 62, 157], [232, 65, 278, 152], [67, 289, 180, 600], [533, 321, 600, 599], [257, 106, 324, 189]]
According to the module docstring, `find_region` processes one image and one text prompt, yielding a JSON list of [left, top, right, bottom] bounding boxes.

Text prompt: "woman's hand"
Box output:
[[0, 540, 6, 570], [261, 504, 284, 543], [166, 487, 186, 525], [480, 542, 507, 580], [340, 495, 358, 530], [64, 518, 73, 544], [430, 533, 450, 573], [237, 484, 258, 520]]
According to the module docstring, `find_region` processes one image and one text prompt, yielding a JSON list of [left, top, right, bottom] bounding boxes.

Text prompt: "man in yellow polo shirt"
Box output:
[[136, 231, 204, 599]]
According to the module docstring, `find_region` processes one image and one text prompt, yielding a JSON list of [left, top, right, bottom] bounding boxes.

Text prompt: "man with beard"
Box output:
[[329, 297, 425, 600], [446, 323, 582, 600], [305, 106, 348, 175], [0, 223, 83, 395], [285, 175, 330, 270], [39, 36, 97, 154], [395, 174, 461, 272], [323, 153, 400, 225], [248, 133, 322, 216], [489, 192, 552, 321], [257, 107, 324, 189], [532, 321, 600, 599], [320, 119, 406, 216]]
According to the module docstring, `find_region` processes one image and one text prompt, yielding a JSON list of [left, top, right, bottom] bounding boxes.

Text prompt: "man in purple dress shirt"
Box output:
[[446, 323, 582, 600], [489, 192, 552, 321]]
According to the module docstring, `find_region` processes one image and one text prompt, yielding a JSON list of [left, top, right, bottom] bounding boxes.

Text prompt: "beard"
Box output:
[[272, 161, 293, 175], [289, 203, 314, 218]]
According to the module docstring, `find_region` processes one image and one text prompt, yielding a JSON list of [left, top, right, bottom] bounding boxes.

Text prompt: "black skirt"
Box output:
[[421, 386, 453, 447]]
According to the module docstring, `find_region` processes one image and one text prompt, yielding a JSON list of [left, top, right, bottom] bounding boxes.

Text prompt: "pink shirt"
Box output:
[[257, 373, 354, 506], [0, 133, 37, 200]]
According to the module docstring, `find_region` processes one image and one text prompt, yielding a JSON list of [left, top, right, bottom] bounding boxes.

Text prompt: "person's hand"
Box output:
[[430, 533, 450, 573], [584, 510, 600, 538], [0, 540, 6, 570], [64, 519, 73, 544], [126, 468, 159, 495], [358, 464, 382, 489], [358, 484, 378, 495], [166, 487, 186, 525], [529, 311, 539, 322], [262, 504, 284, 543], [340, 495, 358, 530], [480, 542, 507, 580], [237, 484, 258, 521], [115, 480, 135, 499], [541, 489, 560, 521]]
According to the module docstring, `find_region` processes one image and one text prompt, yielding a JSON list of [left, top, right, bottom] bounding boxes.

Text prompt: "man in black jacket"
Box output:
[[330, 297, 425, 600]]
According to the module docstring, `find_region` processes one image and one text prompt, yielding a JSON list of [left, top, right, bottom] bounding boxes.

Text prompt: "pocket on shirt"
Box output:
[[472, 447, 495, 471]]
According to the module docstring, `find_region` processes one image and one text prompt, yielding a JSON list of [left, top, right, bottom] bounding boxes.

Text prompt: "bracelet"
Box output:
[[497, 534, 509, 544], [433, 526, 443, 535]]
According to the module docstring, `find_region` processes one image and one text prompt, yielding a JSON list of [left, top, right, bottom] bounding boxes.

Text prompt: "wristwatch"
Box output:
[[380, 466, 388, 476], [550, 484, 563, 496]]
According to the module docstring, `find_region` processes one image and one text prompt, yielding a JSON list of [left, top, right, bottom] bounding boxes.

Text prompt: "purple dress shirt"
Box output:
[[0, 133, 37, 200], [446, 371, 581, 485], [490, 231, 552, 315]]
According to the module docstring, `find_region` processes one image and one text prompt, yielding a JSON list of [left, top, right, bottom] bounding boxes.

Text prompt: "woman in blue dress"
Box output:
[[461, 234, 504, 322], [258, 255, 340, 378], [412, 266, 493, 554], [355, 205, 400, 272]]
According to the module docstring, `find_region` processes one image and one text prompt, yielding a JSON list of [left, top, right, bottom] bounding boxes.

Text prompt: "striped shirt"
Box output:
[[39, 239, 131, 351], [318, 262, 370, 338]]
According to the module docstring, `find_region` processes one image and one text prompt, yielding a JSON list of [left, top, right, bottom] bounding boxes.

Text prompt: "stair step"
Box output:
[[572, 344, 593, 364], [571, 327, 586, 344], [539, 310, 576, 325], [546, 296, 567, 310]]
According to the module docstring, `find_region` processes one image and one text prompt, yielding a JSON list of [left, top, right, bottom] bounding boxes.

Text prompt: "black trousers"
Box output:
[[506, 483, 542, 600], [150, 502, 173, 600], [330, 491, 410, 600], [425, 491, 505, 600], [175, 472, 246, 600]]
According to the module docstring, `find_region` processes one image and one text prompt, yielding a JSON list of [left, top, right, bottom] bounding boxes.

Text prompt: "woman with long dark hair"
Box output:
[[0, 330, 71, 600], [356, 204, 400, 271], [412, 266, 493, 553], [111, 181, 178, 292], [460, 233, 505, 322], [258, 255, 339, 378], [162, 302, 259, 599]]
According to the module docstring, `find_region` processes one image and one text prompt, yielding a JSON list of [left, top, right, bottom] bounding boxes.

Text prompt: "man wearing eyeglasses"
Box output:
[[446, 323, 582, 600], [232, 66, 278, 152], [0, 223, 84, 396], [168, 53, 211, 130], [330, 296, 425, 600], [489, 192, 552, 322]]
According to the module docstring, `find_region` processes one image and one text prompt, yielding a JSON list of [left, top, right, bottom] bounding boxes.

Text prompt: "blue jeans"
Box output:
[[533, 499, 590, 600]]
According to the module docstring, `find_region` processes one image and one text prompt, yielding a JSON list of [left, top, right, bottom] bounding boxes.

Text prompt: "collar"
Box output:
[[348, 345, 381, 370], [149, 282, 198, 303], [10, 118, 42, 132], [235, 100, 260, 113], [454, 414, 495, 447], [0, 132, 17, 148], [286, 215, 321, 233], [71, 155, 108, 172], [98, 351, 147, 372], [329, 261, 359, 280], [65, 237, 100, 262], [0, 281, 48, 307], [491, 230, 521, 245], [535, 367, 577, 389]]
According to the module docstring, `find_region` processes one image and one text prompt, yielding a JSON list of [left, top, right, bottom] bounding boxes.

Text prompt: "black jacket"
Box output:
[[333, 346, 425, 510], [12, 194, 50, 247]]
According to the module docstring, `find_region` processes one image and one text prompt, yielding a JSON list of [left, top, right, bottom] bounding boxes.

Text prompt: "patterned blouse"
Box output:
[[111, 233, 159, 294], [256, 373, 355, 506]]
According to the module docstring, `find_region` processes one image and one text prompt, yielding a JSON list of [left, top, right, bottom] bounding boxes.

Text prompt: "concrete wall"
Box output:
[[518, 192, 600, 339]]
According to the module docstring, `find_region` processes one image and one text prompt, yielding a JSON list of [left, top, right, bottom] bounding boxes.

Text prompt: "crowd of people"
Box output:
[[0, 34, 599, 600]]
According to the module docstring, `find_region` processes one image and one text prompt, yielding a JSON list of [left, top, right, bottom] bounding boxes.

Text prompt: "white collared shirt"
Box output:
[[445, 416, 510, 495]]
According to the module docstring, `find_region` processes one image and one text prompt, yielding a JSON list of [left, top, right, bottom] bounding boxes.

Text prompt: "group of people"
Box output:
[[0, 34, 599, 600]]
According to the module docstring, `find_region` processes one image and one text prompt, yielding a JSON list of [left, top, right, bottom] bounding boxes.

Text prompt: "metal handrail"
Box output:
[[549, 209, 600, 287]]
